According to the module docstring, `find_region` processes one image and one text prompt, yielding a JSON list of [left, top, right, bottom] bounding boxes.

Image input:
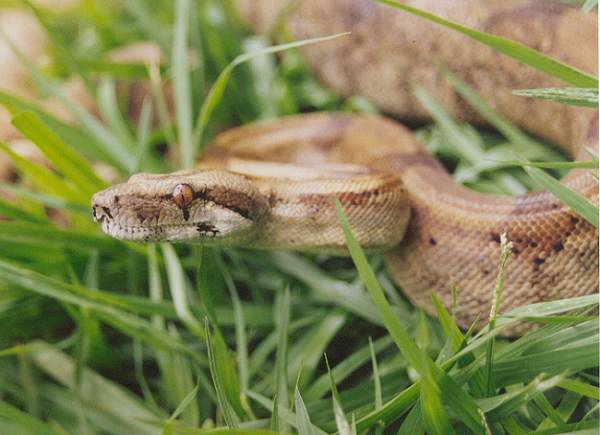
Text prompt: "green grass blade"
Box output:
[[376, 0, 598, 87], [161, 244, 205, 339], [0, 400, 62, 435], [165, 380, 200, 423], [521, 163, 599, 228], [558, 378, 600, 400], [295, 387, 317, 435], [0, 198, 47, 223], [397, 403, 424, 435], [172, 0, 194, 168], [0, 91, 112, 165], [513, 87, 598, 107], [498, 160, 597, 170], [368, 337, 383, 411], [135, 97, 154, 172], [247, 390, 328, 435], [482, 374, 565, 422], [0, 141, 84, 204], [484, 235, 513, 395], [96, 78, 139, 153], [191, 32, 350, 153], [12, 111, 108, 196], [272, 286, 290, 432], [324, 355, 352, 435], [420, 377, 455, 435], [205, 319, 242, 427]]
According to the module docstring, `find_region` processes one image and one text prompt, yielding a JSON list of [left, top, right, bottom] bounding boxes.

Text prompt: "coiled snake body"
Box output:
[[93, 0, 599, 329]]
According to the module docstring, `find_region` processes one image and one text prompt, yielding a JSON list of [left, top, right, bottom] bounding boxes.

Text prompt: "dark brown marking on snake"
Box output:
[[182, 208, 190, 221], [102, 207, 112, 219], [194, 187, 255, 220], [490, 232, 501, 243], [298, 177, 401, 208], [553, 241, 565, 252], [533, 257, 545, 265], [429, 237, 437, 246]]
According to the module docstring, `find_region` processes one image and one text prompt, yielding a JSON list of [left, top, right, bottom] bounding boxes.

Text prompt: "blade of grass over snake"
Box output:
[[582, 0, 598, 13], [484, 235, 513, 395], [334, 199, 485, 433], [519, 162, 599, 228], [513, 87, 599, 108], [191, 32, 350, 154], [376, 0, 599, 87]]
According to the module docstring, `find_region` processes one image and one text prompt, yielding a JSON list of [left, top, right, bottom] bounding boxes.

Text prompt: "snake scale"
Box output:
[[92, 0, 599, 330]]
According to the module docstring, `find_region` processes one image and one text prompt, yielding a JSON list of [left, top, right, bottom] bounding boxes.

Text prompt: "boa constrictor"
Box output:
[[92, 0, 598, 330]]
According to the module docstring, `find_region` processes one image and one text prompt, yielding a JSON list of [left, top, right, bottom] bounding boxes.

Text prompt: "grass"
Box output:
[[0, 0, 598, 434]]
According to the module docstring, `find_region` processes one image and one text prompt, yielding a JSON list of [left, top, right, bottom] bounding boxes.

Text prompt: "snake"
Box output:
[[91, 0, 599, 330]]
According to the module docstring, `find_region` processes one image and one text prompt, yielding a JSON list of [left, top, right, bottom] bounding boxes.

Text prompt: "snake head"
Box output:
[[91, 169, 266, 244]]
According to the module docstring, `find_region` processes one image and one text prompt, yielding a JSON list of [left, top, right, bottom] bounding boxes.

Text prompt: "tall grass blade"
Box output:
[[513, 87, 598, 107]]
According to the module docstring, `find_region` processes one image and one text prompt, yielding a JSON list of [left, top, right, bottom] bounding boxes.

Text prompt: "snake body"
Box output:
[[92, 0, 598, 329]]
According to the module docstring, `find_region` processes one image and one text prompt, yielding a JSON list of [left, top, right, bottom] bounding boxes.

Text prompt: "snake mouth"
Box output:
[[92, 201, 251, 243]]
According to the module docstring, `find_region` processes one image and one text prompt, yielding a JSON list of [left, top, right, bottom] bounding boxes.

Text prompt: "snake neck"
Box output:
[[234, 161, 410, 253]]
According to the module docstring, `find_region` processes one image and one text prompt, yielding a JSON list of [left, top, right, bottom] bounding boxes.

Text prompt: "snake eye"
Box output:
[[173, 183, 194, 208]]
